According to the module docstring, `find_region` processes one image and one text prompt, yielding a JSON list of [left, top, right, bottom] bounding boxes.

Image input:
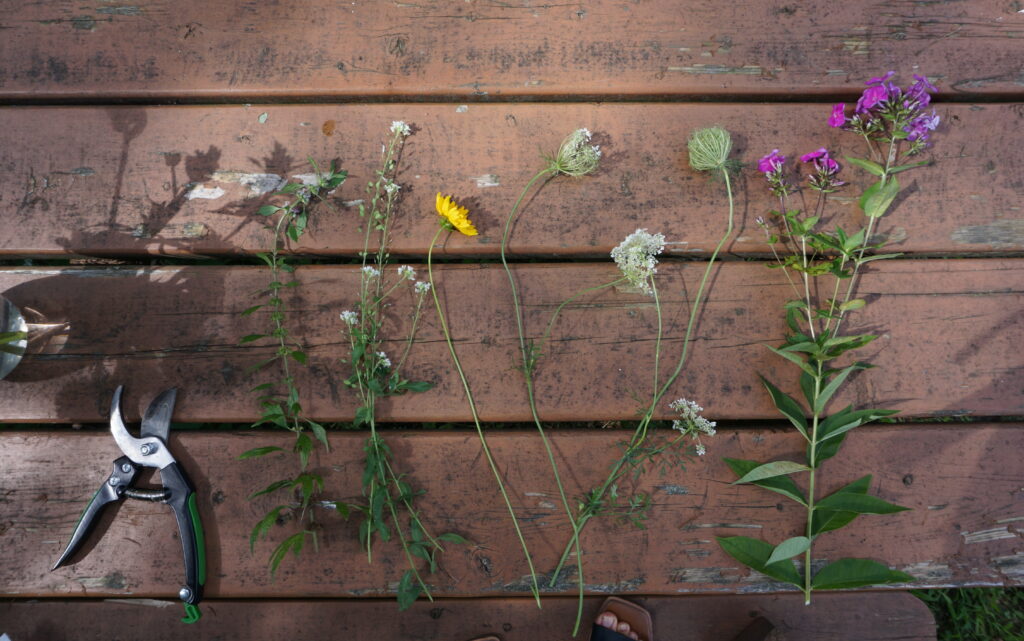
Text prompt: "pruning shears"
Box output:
[[52, 386, 207, 623]]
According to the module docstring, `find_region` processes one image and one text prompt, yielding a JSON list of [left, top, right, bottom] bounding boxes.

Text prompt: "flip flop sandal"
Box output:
[[591, 597, 654, 641]]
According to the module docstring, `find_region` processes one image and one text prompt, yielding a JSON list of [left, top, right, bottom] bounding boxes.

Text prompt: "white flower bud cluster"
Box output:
[[397, 265, 416, 281], [414, 281, 432, 295], [376, 351, 392, 369], [611, 228, 666, 296], [670, 397, 716, 456], [362, 265, 380, 278], [390, 120, 411, 136], [340, 310, 359, 325]]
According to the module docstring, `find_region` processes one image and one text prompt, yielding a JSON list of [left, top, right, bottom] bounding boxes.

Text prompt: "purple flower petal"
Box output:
[[828, 103, 847, 128], [800, 148, 827, 163], [866, 71, 896, 86], [758, 149, 785, 174]]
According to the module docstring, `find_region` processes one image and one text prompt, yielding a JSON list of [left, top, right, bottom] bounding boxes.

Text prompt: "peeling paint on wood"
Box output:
[[963, 526, 1019, 544], [952, 219, 1024, 249]]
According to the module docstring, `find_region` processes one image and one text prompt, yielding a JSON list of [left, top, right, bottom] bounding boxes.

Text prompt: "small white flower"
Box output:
[[695, 444, 706, 456], [397, 265, 416, 281], [376, 351, 392, 369], [592, 145, 602, 158], [383, 180, 401, 196], [390, 120, 411, 136], [414, 281, 431, 294], [611, 228, 666, 296], [362, 265, 380, 278], [580, 128, 592, 140], [340, 310, 358, 325]]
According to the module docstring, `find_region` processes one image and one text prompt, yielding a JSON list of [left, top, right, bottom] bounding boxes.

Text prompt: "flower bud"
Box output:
[[688, 126, 732, 172]]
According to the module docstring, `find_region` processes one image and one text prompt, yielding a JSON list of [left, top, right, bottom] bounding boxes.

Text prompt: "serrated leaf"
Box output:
[[766, 536, 811, 565], [238, 446, 285, 460], [294, 433, 313, 470], [734, 460, 811, 484], [811, 558, 913, 590], [307, 420, 329, 450], [716, 536, 802, 587], [760, 376, 808, 439], [816, 492, 909, 515], [844, 156, 884, 176], [354, 405, 373, 427], [723, 458, 807, 506]]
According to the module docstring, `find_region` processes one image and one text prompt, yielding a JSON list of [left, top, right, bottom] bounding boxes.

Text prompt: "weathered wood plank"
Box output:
[[0, 593, 937, 641], [1, 426, 1020, 600], [0, 260, 1020, 423], [2, 104, 1021, 258], [0, 1, 1019, 100]]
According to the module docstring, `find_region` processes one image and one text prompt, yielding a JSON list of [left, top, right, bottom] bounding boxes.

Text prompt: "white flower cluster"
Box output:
[[376, 351, 392, 369], [383, 180, 401, 196], [611, 228, 666, 296], [670, 397, 716, 456], [414, 281, 432, 295], [362, 265, 380, 278], [340, 310, 359, 325], [397, 265, 416, 281], [390, 120, 411, 136]]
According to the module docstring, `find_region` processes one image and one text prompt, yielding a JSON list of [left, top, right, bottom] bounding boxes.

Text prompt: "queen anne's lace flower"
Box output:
[[611, 228, 666, 296], [552, 128, 601, 177], [670, 397, 716, 455]]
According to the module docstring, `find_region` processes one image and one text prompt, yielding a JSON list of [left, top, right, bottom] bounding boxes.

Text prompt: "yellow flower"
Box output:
[[435, 192, 478, 236]]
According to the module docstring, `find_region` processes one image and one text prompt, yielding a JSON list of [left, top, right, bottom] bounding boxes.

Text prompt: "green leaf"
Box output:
[[438, 532, 469, 545], [290, 350, 308, 365], [760, 376, 808, 439], [811, 558, 914, 590], [724, 458, 807, 506], [269, 531, 307, 577], [240, 334, 266, 343], [766, 344, 816, 376], [839, 299, 865, 312], [238, 446, 285, 460], [860, 176, 900, 219], [857, 253, 903, 266], [816, 492, 910, 515], [844, 156, 884, 177], [240, 304, 263, 316], [334, 502, 351, 519], [307, 420, 329, 450], [811, 430, 848, 468], [396, 569, 422, 611], [403, 380, 434, 393], [716, 536, 802, 587], [733, 460, 811, 484], [814, 364, 869, 414], [766, 536, 811, 565], [249, 505, 288, 552], [354, 405, 373, 427], [818, 407, 898, 443], [248, 479, 293, 500], [810, 474, 870, 536], [294, 433, 313, 470], [888, 160, 931, 175], [257, 205, 280, 216]]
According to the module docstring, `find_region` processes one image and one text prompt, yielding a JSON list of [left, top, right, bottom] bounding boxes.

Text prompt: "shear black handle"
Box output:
[[161, 462, 206, 606]]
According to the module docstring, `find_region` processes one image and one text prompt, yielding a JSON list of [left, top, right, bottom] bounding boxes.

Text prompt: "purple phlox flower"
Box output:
[[905, 73, 939, 107], [904, 109, 940, 142], [758, 149, 785, 174], [800, 147, 839, 172], [865, 71, 896, 86], [856, 84, 890, 114], [828, 103, 847, 128]]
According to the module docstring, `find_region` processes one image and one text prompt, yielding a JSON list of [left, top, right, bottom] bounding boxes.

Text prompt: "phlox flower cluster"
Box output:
[[669, 398, 716, 456], [830, 71, 940, 149], [610, 228, 665, 296], [757, 147, 844, 195]]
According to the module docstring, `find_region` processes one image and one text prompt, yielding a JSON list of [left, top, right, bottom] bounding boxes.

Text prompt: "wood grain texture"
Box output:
[[0, 593, 936, 641], [0, 260, 1020, 423], [0, 1, 1020, 100], [2, 104, 1022, 258], [1, 426, 1020, 600]]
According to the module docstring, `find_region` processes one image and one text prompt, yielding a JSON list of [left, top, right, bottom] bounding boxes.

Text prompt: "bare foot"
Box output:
[[595, 611, 642, 641]]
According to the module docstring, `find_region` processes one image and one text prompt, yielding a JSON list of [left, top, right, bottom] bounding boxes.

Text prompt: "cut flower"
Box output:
[[435, 192, 478, 236], [611, 228, 665, 296]]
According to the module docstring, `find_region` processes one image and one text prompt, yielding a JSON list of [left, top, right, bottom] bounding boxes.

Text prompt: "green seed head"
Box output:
[[688, 126, 732, 172]]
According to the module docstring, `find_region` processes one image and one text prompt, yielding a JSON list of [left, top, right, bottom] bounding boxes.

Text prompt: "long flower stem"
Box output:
[[551, 167, 736, 580], [804, 362, 823, 605], [428, 226, 542, 606]]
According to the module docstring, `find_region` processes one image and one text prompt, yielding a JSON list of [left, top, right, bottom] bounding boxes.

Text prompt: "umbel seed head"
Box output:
[[688, 126, 732, 172], [552, 128, 602, 177]]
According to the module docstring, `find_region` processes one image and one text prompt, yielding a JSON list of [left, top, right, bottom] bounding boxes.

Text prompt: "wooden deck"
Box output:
[[2, 0, 1022, 638]]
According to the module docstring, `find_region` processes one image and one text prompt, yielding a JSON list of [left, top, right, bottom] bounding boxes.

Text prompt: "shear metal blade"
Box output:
[[142, 388, 177, 441]]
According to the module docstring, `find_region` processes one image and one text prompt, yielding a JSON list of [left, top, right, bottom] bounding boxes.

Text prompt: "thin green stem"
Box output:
[[428, 227, 542, 607], [804, 362, 823, 605]]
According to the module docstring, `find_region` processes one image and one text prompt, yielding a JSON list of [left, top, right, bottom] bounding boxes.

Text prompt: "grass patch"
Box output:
[[914, 587, 1024, 640]]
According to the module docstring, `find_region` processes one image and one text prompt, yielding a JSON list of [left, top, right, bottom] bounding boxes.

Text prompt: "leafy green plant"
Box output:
[[717, 71, 940, 603], [338, 121, 465, 609], [239, 158, 347, 575], [915, 587, 1024, 641]]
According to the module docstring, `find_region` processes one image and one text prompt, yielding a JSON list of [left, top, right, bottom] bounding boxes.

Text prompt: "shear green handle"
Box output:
[[161, 462, 207, 616]]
